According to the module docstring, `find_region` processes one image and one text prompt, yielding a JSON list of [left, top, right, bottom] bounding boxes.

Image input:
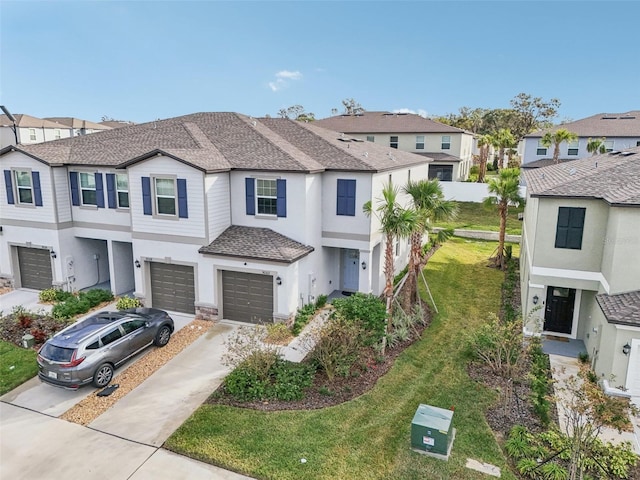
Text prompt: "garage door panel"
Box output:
[[17, 247, 53, 290], [150, 263, 195, 314], [222, 271, 273, 323]]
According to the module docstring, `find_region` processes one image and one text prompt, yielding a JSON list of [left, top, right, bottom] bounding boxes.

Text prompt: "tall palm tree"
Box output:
[[476, 134, 493, 182], [586, 137, 606, 156], [483, 168, 524, 270], [364, 182, 417, 351], [403, 179, 458, 305], [491, 128, 515, 171], [541, 128, 578, 164]]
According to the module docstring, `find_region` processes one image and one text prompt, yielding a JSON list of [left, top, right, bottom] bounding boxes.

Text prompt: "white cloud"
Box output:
[[268, 70, 302, 92], [392, 108, 429, 118]]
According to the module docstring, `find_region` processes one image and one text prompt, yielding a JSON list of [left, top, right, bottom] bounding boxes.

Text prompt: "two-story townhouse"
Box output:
[[314, 111, 474, 181], [520, 147, 640, 395], [0, 113, 113, 149], [522, 111, 640, 166], [1, 112, 431, 324]]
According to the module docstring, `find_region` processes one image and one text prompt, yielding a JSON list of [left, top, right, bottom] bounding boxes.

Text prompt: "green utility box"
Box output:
[[411, 404, 455, 458]]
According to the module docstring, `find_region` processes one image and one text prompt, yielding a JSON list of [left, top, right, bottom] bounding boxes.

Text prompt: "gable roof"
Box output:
[[314, 111, 469, 135], [199, 225, 314, 263], [596, 290, 640, 327], [526, 111, 640, 138], [1, 112, 431, 173], [0, 114, 67, 129], [44, 117, 111, 130], [523, 146, 640, 206]]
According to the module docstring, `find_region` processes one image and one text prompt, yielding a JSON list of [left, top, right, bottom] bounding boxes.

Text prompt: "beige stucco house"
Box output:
[[315, 111, 474, 181], [520, 147, 640, 395]]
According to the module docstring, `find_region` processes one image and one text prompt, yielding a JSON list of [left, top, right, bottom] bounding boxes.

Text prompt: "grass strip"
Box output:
[[0, 341, 38, 395], [435, 201, 524, 235]]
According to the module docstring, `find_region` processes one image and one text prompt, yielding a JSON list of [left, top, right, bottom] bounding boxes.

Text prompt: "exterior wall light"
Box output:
[[134, 260, 141, 268], [361, 261, 367, 270], [50, 250, 57, 259], [622, 342, 631, 355], [532, 295, 539, 305], [276, 276, 282, 285]]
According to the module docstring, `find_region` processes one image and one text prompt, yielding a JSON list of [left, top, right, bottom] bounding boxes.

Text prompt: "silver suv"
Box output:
[[37, 308, 174, 389]]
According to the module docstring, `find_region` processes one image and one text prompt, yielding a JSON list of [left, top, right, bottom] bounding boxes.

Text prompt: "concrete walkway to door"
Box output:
[[0, 288, 53, 314]]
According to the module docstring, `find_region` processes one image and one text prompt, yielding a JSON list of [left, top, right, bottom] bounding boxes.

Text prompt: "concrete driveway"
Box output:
[[0, 294, 252, 480]]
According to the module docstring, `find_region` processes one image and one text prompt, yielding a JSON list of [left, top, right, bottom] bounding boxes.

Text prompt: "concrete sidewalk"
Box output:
[[0, 288, 53, 314]]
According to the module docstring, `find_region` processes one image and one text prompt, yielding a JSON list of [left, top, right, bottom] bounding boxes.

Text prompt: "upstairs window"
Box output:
[[141, 176, 187, 218], [604, 140, 614, 152], [441, 135, 451, 150], [79, 172, 97, 206], [245, 177, 286, 217], [366, 135, 375, 142], [555, 207, 585, 250], [257, 179, 277, 215], [567, 140, 579, 156], [29, 128, 36, 141], [416, 135, 425, 150], [389, 136, 398, 149], [4, 169, 43, 206], [15, 171, 33, 204], [116, 174, 129, 208], [336, 179, 356, 216], [536, 140, 547, 156], [155, 178, 176, 215]]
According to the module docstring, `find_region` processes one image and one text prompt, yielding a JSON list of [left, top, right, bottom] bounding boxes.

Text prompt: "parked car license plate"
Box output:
[[47, 371, 57, 379]]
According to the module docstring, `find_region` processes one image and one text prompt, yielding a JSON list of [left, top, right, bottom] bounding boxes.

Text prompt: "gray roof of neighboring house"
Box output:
[[1, 112, 431, 173], [525, 111, 640, 138], [314, 111, 469, 134], [415, 152, 462, 163], [522, 146, 640, 206], [198, 225, 314, 263], [521, 158, 576, 169], [0, 114, 67, 129], [596, 290, 640, 327], [99, 120, 136, 128], [44, 117, 111, 130]]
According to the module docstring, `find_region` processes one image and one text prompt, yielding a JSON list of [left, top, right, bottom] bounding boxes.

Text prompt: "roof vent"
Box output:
[[609, 151, 621, 155], [569, 168, 577, 175], [620, 151, 634, 156], [595, 162, 598, 168], [363, 152, 368, 158], [619, 116, 636, 120], [601, 116, 617, 119]]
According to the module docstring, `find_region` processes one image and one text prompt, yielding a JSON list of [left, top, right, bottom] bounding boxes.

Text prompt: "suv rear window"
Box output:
[[40, 343, 75, 362]]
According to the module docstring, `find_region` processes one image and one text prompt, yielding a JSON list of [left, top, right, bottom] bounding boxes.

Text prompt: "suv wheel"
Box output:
[[93, 363, 114, 388], [154, 325, 171, 347]]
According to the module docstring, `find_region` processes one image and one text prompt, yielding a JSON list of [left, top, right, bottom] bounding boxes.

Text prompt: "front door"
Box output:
[[342, 249, 360, 291], [544, 286, 576, 334]]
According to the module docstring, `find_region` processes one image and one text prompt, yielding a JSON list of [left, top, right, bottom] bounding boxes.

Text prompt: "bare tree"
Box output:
[[341, 98, 365, 115]]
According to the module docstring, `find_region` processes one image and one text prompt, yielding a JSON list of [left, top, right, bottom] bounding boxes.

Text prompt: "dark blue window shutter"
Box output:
[[69, 172, 79, 206], [142, 177, 152, 215], [337, 179, 356, 216], [245, 178, 255, 215], [177, 178, 188, 218], [32, 171, 43, 206], [4, 170, 14, 204], [95, 173, 105, 208], [276, 179, 286, 218], [106, 174, 117, 208]]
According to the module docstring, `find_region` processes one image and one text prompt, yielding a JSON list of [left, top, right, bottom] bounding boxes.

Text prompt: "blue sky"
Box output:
[[1, 1, 639, 124]]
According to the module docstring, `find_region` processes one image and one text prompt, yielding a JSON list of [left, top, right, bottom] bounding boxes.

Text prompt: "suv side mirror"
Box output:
[[145, 321, 151, 328]]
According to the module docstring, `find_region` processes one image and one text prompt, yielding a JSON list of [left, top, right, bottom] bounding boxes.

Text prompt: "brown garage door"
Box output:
[[17, 247, 53, 290], [222, 271, 273, 323], [149, 263, 195, 314]]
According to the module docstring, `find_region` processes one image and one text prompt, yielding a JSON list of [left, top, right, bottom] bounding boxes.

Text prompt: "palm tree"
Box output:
[[476, 134, 493, 182], [586, 137, 606, 156], [541, 128, 578, 164], [483, 168, 524, 270], [491, 128, 515, 170], [364, 182, 417, 352], [403, 179, 458, 305]]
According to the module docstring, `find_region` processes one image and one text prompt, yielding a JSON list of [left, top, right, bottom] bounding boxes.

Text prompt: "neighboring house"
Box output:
[[99, 120, 136, 129], [314, 111, 474, 181], [0, 112, 432, 324], [0, 114, 112, 149], [520, 147, 640, 395], [522, 111, 640, 165]]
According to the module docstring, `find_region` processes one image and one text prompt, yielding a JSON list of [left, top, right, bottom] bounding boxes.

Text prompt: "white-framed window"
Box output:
[[256, 178, 277, 215], [54, 129, 61, 140], [567, 140, 579, 156], [14, 170, 33, 204], [29, 129, 36, 141], [604, 140, 614, 152], [154, 177, 176, 215], [416, 135, 425, 150], [390, 136, 398, 149], [79, 172, 97, 205], [366, 135, 375, 142], [441, 135, 451, 150], [536, 140, 547, 156], [116, 174, 129, 208]]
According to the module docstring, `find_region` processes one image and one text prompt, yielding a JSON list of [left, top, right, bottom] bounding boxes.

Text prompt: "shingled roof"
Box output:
[[526, 111, 640, 138], [596, 290, 640, 327], [44, 117, 111, 130], [0, 112, 431, 173], [314, 111, 468, 134], [199, 225, 314, 263], [522, 146, 640, 206], [0, 114, 67, 129]]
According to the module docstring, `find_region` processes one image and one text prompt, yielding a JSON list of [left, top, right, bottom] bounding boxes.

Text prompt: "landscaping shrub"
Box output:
[[307, 316, 364, 381], [315, 294, 327, 309], [116, 296, 142, 310], [529, 340, 552, 426], [39, 288, 73, 303], [79, 288, 113, 307], [265, 322, 293, 345], [50, 288, 113, 320], [331, 292, 386, 344], [292, 302, 317, 336], [222, 325, 280, 381]]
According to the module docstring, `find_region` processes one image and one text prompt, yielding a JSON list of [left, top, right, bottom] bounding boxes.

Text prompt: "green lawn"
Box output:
[[435, 201, 524, 235], [0, 341, 38, 395], [166, 239, 518, 480]]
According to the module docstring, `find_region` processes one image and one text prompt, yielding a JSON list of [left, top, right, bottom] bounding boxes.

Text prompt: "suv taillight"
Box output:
[[60, 350, 85, 368]]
